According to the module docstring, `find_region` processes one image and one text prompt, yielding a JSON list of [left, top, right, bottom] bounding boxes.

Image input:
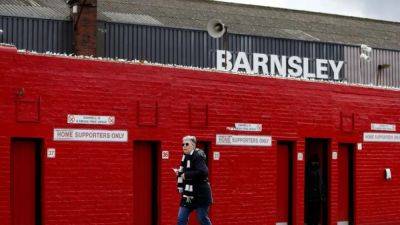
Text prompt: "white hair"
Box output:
[[182, 135, 196, 145]]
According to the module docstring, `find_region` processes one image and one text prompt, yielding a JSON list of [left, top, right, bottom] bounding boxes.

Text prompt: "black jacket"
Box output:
[[177, 149, 212, 208]]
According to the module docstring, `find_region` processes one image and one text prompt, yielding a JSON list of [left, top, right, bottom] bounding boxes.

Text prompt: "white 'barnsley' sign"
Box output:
[[216, 50, 345, 80]]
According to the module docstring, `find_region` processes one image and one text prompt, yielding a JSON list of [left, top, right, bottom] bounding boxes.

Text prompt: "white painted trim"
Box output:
[[337, 221, 349, 225], [276, 222, 287, 225]]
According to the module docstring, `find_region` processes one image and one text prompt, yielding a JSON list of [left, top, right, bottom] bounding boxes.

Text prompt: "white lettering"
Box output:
[[270, 55, 286, 76], [217, 50, 233, 71], [303, 58, 315, 78], [215, 50, 345, 81], [329, 60, 344, 80], [288, 56, 302, 77], [253, 53, 269, 74], [316, 59, 329, 79], [232, 52, 252, 73]]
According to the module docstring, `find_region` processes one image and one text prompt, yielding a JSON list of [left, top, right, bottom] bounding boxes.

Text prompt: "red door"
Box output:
[[277, 142, 293, 225], [12, 139, 41, 225], [305, 139, 329, 225], [133, 141, 159, 225], [338, 144, 354, 225]]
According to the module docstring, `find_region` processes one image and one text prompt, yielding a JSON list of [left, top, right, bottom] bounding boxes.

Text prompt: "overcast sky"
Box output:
[[216, 0, 400, 22]]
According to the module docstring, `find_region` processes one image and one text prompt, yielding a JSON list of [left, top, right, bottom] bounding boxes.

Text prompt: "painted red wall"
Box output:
[[1, 46, 400, 225]]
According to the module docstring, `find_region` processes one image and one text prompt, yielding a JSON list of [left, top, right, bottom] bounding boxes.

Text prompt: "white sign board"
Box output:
[[162, 151, 169, 159], [216, 134, 272, 147], [54, 129, 128, 142], [357, 143, 363, 151], [332, 151, 338, 160], [297, 152, 304, 161], [363, 132, 400, 143], [213, 152, 220, 160], [47, 148, 56, 159], [67, 114, 115, 125], [371, 123, 396, 132], [227, 123, 262, 132]]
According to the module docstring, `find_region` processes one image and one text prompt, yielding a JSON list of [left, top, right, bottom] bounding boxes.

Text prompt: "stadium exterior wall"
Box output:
[[1, 46, 400, 225]]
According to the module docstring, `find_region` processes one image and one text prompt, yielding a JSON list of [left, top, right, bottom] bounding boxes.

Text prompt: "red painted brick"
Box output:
[[0, 47, 400, 225]]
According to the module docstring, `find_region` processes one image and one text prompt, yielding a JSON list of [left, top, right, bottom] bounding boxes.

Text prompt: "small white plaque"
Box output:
[[297, 152, 303, 161], [233, 123, 262, 132], [357, 143, 362, 150], [161, 151, 169, 159], [213, 152, 220, 160], [54, 128, 128, 142], [371, 123, 396, 131], [363, 132, 400, 143], [332, 151, 338, 160], [67, 114, 115, 125], [72, 5, 78, 13], [47, 148, 56, 159], [216, 134, 271, 146]]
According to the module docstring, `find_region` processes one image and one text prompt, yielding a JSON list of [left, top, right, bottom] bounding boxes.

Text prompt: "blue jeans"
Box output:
[[177, 206, 212, 225]]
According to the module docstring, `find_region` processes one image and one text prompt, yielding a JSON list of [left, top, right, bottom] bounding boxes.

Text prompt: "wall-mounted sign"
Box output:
[[213, 152, 220, 160], [363, 132, 400, 143], [332, 151, 338, 160], [227, 123, 262, 132], [54, 128, 128, 142], [216, 134, 272, 146], [47, 148, 56, 159], [297, 152, 304, 161], [371, 123, 396, 132], [357, 143, 363, 151], [67, 114, 115, 125], [216, 50, 344, 80], [162, 151, 169, 159]]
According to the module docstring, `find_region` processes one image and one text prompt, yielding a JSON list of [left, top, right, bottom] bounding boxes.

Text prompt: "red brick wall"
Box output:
[[1, 46, 400, 225], [72, 0, 97, 56]]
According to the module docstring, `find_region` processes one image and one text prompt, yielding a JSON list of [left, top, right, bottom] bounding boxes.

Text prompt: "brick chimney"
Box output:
[[70, 0, 97, 56]]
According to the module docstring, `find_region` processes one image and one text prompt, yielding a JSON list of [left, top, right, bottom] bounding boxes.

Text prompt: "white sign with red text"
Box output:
[[67, 114, 115, 125], [371, 123, 396, 132], [227, 123, 262, 132]]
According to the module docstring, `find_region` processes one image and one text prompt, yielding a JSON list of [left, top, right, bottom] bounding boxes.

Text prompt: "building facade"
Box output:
[[1, 44, 400, 225], [1, 1, 400, 225]]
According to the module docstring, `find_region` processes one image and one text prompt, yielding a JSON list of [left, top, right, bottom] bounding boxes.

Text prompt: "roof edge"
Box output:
[[209, 0, 400, 25]]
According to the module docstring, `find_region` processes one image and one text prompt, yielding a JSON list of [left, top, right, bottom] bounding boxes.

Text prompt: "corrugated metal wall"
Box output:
[[99, 22, 345, 80], [0, 16, 72, 53], [1, 17, 399, 87], [344, 46, 400, 87]]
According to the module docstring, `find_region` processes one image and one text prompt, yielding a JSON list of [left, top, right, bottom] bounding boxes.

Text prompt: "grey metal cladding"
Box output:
[[2, 0, 400, 50], [344, 46, 400, 87], [100, 22, 345, 80], [0, 16, 72, 53]]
